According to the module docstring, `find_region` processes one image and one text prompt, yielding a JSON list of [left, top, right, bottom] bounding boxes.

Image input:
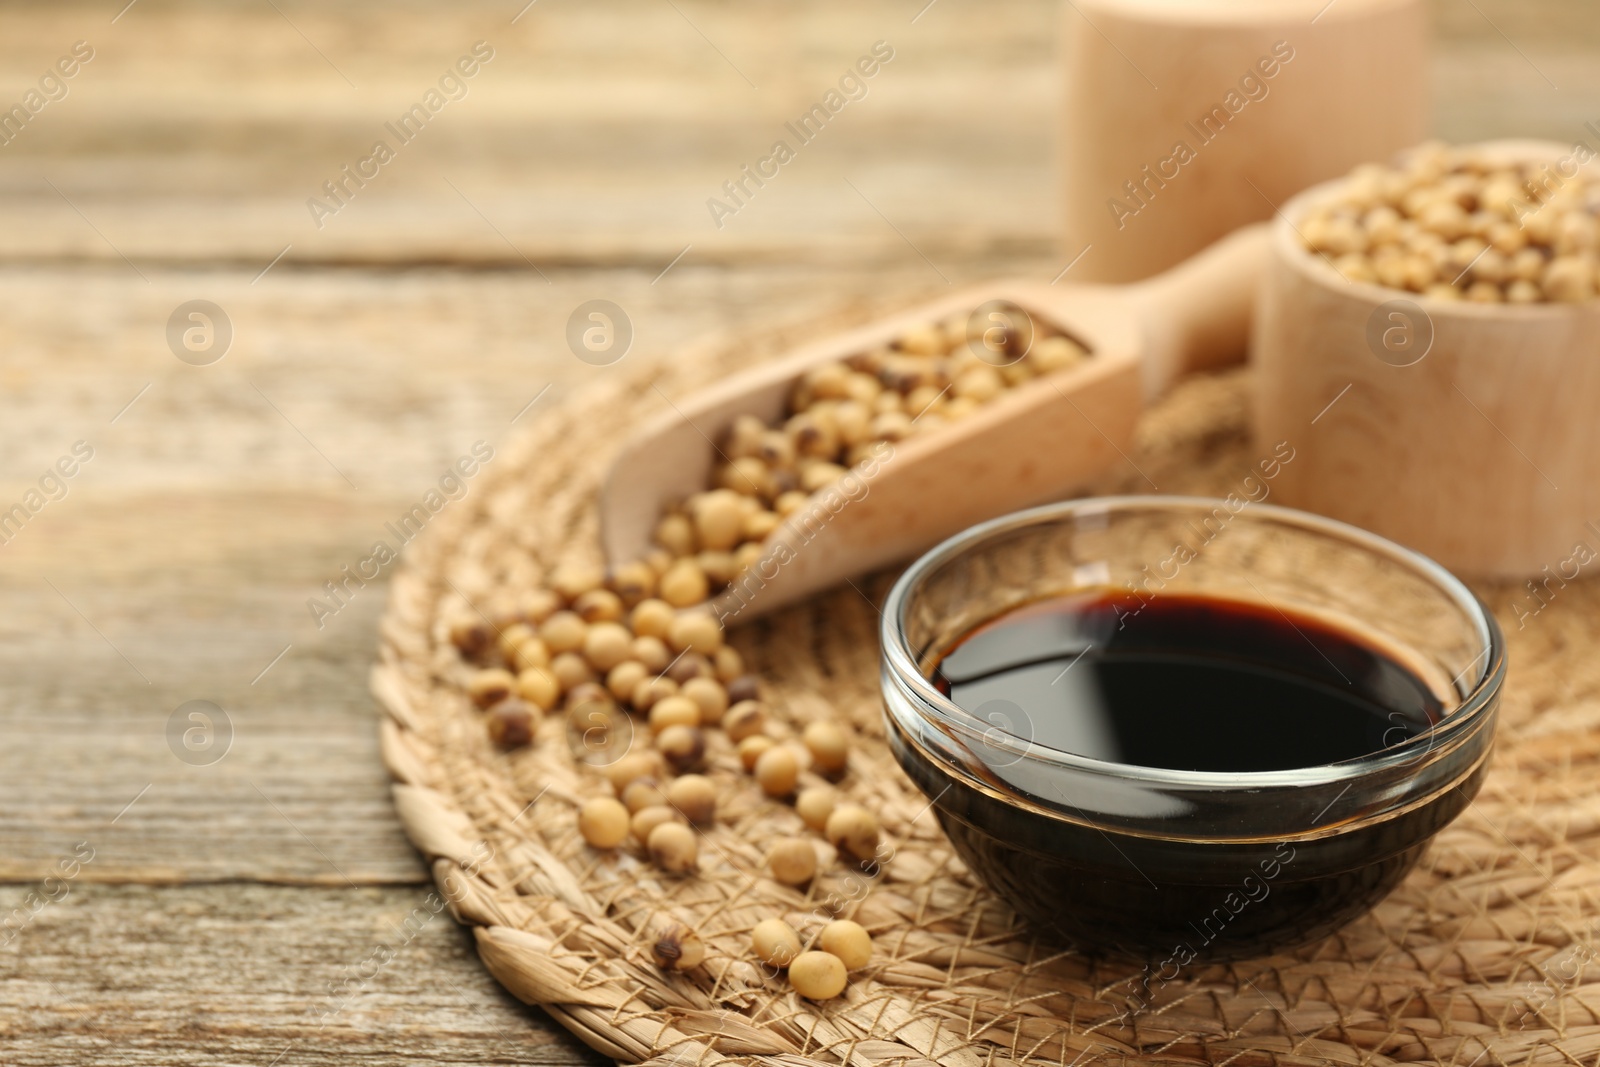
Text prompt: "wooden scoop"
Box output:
[[601, 223, 1269, 622]]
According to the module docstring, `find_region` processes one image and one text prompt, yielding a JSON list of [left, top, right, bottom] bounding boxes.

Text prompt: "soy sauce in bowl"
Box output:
[[880, 498, 1504, 961]]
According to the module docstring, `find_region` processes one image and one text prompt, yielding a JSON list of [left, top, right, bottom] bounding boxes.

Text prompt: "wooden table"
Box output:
[[1, 1, 1593, 1062]]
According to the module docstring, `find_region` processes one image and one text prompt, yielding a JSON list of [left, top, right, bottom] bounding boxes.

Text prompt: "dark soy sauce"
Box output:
[[931, 591, 1442, 771], [888, 590, 1475, 960]]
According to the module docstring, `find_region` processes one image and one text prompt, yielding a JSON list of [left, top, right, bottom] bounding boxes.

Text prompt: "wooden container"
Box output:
[[1253, 140, 1600, 579], [1061, 0, 1428, 283]]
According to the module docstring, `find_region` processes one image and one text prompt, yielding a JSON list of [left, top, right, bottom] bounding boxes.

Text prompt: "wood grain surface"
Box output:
[[0, 0, 1594, 1062]]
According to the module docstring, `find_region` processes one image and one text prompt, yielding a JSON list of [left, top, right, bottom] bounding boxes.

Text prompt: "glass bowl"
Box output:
[[880, 496, 1503, 960]]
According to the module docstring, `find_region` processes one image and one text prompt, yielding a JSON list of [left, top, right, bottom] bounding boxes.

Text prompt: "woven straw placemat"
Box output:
[[371, 317, 1600, 1067]]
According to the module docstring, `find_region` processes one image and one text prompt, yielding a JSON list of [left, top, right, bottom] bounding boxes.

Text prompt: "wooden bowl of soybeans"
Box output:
[[1254, 139, 1600, 579]]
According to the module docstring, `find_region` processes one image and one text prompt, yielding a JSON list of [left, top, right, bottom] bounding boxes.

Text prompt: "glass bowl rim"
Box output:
[[880, 494, 1506, 791]]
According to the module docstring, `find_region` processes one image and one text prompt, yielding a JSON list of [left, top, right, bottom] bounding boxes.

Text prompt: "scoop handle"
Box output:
[[1121, 223, 1271, 399]]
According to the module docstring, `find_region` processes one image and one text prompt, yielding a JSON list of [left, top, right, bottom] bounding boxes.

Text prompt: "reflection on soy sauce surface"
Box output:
[[931, 591, 1443, 772]]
